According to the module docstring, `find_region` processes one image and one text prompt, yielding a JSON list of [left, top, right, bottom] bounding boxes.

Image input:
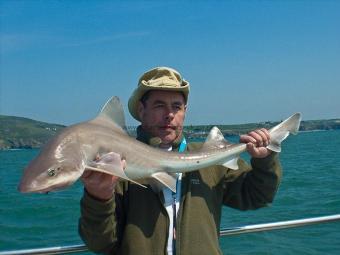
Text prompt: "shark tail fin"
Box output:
[[202, 126, 240, 170], [267, 113, 302, 153]]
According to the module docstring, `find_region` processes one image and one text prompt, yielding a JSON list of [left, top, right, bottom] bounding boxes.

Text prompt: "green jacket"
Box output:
[[78, 131, 282, 255]]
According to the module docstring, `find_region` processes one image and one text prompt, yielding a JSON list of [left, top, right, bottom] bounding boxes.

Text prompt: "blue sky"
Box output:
[[1, 0, 339, 126]]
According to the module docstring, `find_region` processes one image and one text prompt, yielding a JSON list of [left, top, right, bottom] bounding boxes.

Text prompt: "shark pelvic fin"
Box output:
[[85, 165, 147, 189], [267, 113, 301, 153], [221, 157, 239, 170], [151, 172, 177, 192], [97, 96, 127, 132]]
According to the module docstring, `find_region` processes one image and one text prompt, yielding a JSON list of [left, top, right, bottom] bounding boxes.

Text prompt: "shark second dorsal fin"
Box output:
[[202, 126, 233, 150], [201, 127, 241, 170], [97, 96, 127, 131]]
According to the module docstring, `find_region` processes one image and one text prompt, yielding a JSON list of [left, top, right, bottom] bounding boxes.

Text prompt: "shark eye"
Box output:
[[47, 166, 61, 177], [47, 169, 56, 177]]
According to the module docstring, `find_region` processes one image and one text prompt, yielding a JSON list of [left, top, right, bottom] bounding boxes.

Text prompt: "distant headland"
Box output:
[[0, 115, 339, 150], [0, 115, 65, 150]]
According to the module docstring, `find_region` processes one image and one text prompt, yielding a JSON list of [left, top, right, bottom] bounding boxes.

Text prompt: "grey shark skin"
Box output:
[[18, 97, 301, 193]]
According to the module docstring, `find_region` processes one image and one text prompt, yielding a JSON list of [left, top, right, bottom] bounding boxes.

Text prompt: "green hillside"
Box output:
[[1, 115, 339, 149], [0, 115, 65, 149]]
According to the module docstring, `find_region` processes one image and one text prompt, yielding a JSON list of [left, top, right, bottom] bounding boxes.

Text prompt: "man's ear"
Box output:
[[137, 101, 145, 121], [183, 105, 187, 121]]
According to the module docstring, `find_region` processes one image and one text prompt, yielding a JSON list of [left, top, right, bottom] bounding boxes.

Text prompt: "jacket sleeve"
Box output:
[[222, 152, 282, 210], [78, 183, 127, 254]]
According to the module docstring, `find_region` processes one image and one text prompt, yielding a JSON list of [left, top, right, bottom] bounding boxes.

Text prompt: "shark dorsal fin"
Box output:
[[97, 96, 127, 132]]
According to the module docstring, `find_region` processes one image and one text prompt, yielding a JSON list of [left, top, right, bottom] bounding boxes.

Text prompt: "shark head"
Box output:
[[18, 129, 85, 193]]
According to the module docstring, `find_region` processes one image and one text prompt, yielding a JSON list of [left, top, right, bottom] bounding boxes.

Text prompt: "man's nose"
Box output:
[[165, 108, 175, 120]]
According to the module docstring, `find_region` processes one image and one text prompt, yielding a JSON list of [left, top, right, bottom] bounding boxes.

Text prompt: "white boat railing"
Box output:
[[1, 214, 339, 255], [0, 245, 88, 255]]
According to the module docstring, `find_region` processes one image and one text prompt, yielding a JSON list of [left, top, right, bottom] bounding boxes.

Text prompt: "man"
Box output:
[[79, 67, 281, 255]]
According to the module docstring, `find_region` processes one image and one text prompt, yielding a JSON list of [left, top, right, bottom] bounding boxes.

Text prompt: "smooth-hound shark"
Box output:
[[18, 97, 301, 193]]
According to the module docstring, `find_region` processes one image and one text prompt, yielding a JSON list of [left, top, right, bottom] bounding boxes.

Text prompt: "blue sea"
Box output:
[[1, 130, 340, 254]]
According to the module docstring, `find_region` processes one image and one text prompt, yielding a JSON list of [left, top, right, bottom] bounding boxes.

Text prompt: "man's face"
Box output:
[[138, 90, 187, 147]]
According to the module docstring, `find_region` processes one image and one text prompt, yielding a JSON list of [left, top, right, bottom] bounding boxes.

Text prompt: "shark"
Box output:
[[18, 96, 301, 193]]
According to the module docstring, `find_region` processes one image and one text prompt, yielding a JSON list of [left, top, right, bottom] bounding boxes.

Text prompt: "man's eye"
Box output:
[[154, 104, 164, 108]]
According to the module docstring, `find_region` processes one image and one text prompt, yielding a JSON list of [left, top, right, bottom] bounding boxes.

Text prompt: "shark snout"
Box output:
[[18, 182, 30, 193], [18, 179, 53, 194], [18, 179, 37, 193]]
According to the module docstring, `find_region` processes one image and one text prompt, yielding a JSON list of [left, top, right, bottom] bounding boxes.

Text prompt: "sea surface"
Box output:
[[1, 130, 340, 254]]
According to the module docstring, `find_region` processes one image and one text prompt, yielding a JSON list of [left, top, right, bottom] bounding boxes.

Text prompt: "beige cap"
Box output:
[[128, 66, 190, 121]]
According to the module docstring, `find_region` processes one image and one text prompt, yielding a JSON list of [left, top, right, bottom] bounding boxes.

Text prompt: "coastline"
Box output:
[[1, 115, 339, 150]]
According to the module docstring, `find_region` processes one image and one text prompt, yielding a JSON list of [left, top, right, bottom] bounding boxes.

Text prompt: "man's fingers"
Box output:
[[242, 128, 270, 148], [81, 154, 123, 201], [81, 171, 101, 185], [81, 170, 93, 179], [254, 129, 270, 147], [246, 143, 271, 158], [111, 175, 120, 183], [259, 128, 270, 146], [248, 131, 264, 147], [239, 134, 256, 144], [247, 143, 257, 155], [260, 128, 270, 139], [121, 159, 127, 170]]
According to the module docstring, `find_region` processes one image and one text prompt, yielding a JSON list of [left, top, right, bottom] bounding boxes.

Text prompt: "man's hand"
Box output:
[[81, 154, 126, 201], [240, 128, 272, 158]]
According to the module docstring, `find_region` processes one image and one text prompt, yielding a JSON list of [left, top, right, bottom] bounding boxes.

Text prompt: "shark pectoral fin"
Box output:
[[85, 165, 147, 189], [85, 152, 146, 189], [221, 157, 239, 170], [151, 172, 177, 193]]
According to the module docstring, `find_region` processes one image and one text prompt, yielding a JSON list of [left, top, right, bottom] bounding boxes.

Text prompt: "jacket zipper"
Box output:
[[173, 190, 179, 255], [175, 173, 187, 255]]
